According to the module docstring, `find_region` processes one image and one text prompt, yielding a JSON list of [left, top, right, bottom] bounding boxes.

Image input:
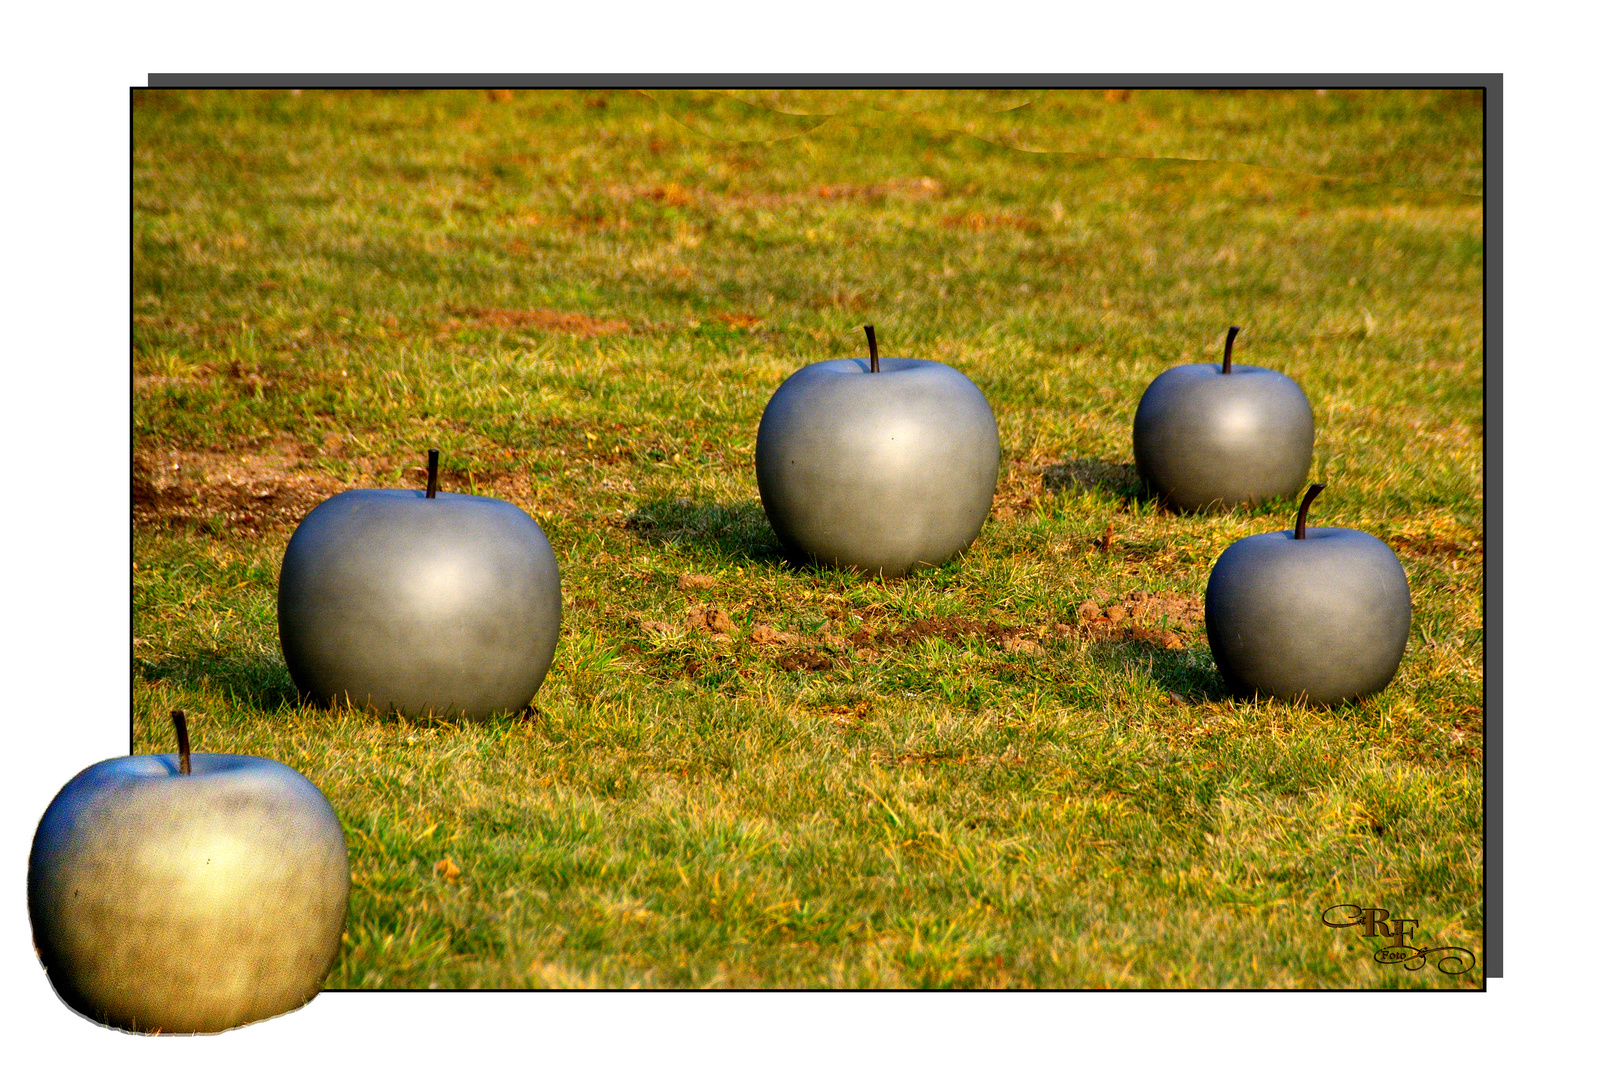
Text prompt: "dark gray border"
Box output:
[[1482, 74, 1500, 979]]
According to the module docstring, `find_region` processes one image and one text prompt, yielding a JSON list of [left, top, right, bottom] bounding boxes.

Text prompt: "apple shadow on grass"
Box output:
[[1042, 458, 1149, 504], [625, 497, 793, 568], [136, 653, 301, 713], [1044, 456, 1310, 520], [1113, 642, 1229, 705], [137, 654, 531, 726], [1133, 645, 1380, 710]]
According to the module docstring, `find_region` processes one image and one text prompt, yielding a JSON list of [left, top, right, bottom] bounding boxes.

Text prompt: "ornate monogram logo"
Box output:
[[1321, 904, 1476, 975]]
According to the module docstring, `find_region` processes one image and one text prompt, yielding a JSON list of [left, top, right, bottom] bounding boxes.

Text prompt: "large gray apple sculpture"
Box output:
[[1133, 326, 1314, 511], [1205, 484, 1411, 704], [278, 450, 562, 720], [28, 712, 349, 1034], [755, 326, 1000, 577]]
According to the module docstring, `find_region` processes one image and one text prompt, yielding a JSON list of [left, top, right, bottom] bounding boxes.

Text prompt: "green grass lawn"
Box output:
[[131, 88, 1482, 988]]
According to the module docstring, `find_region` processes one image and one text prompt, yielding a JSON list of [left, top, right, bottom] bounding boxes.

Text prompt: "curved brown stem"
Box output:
[[1223, 326, 1240, 374], [1294, 482, 1326, 540], [426, 449, 439, 499], [171, 709, 191, 775], [864, 324, 880, 374]]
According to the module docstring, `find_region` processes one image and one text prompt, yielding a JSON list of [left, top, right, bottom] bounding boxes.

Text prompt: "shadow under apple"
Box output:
[[1120, 643, 1228, 704], [135, 653, 301, 713], [1041, 457, 1148, 504], [1043, 457, 1307, 519], [625, 497, 791, 567], [137, 653, 540, 726]]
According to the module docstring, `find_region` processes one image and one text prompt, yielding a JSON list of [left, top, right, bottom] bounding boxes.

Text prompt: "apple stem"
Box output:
[[1222, 326, 1240, 374], [426, 449, 439, 499], [1294, 482, 1326, 540], [171, 709, 191, 775], [864, 324, 880, 374]]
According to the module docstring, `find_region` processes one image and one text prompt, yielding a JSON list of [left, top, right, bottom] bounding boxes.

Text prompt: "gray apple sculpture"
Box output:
[[1132, 326, 1314, 511], [1205, 484, 1411, 704], [28, 711, 349, 1034], [755, 325, 1000, 577], [278, 450, 562, 720]]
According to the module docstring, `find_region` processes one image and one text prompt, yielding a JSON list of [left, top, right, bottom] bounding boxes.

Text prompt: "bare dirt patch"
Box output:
[[938, 212, 1044, 234], [1387, 526, 1482, 562], [811, 177, 941, 203], [319, 451, 537, 507], [133, 441, 347, 535], [849, 615, 1026, 650], [777, 649, 835, 672], [684, 606, 735, 636], [1061, 590, 1204, 649], [676, 573, 718, 591], [720, 176, 942, 210], [749, 625, 800, 647]]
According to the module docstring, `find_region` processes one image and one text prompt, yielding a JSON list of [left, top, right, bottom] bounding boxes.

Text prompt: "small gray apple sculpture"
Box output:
[[278, 450, 562, 720], [755, 325, 1000, 577], [1204, 484, 1411, 704], [28, 711, 349, 1034], [1133, 326, 1314, 511]]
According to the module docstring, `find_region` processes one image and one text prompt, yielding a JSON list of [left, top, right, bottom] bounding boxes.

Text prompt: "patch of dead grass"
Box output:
[[1385, 514, 1482, 563], [841, 592, 1204, 654], [445, 308, 630, 337]]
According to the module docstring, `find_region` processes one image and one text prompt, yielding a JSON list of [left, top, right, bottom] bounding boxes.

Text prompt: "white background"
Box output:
[[2, 2, 1611, 1073]]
